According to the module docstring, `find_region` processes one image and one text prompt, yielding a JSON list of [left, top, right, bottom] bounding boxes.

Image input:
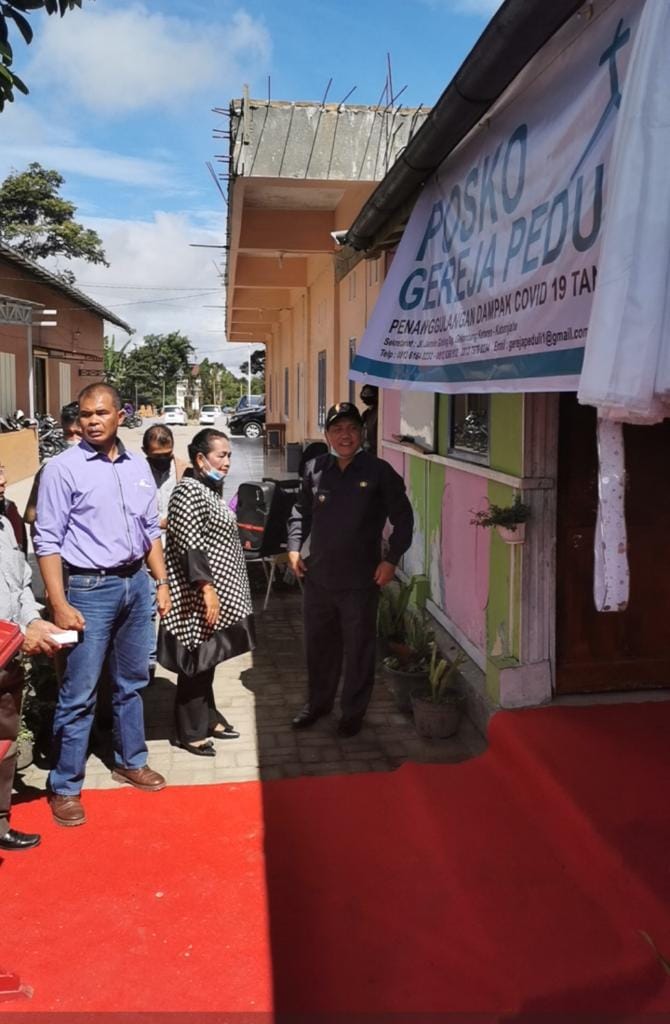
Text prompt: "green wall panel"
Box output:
[[484, 479, 522, 670], [436, 394, 450, 456], [490, 394, 523, 476], [427, 460, 447, 608]]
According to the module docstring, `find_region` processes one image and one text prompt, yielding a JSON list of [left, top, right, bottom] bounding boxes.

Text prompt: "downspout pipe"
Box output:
[[344, 0, 587, 252]]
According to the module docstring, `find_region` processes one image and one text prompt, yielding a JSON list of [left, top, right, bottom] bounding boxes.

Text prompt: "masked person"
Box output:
[[158, 430, 255, 756], [287, 402, 413, 737], [360, 384, 379, 454], [142, 425, 188, 681]]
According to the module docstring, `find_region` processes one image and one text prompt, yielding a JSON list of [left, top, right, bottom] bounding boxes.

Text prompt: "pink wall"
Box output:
[[382, 388, 401, 440], [441, 468, 490, 649]]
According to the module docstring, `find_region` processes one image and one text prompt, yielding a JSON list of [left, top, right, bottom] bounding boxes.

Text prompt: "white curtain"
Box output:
[[578, 0, 670, 424], [577, 0, 670, 611]]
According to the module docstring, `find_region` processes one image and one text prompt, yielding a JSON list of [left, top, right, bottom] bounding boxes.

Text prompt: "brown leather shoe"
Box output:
[[111, 765, 166, 791], [48, 793, 86, 828]]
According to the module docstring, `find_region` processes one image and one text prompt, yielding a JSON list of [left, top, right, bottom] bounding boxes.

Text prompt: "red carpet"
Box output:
[[2, 702, 670, 1016]]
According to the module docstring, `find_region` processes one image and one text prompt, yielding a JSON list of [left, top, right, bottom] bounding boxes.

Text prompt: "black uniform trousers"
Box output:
[[0, 660, 23, 838], [303, 576, 379, 722]]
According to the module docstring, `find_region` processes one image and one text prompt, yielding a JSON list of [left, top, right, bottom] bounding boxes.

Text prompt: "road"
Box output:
[[119, 420, 290, 497]]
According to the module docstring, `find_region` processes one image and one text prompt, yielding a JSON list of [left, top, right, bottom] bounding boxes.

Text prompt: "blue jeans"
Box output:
[[49, 569, 152, 796], [147, 571, 157, 670]]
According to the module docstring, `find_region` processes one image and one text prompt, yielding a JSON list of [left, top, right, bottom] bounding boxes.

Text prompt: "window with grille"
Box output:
[[449, 394, 490, 462]]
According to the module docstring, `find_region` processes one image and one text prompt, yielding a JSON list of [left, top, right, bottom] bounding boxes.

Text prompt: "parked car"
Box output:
[[199, 404, 222, 425], [227, 404, 265, 439], [162, 405, 187, 426], [234, 394, 265, 413]]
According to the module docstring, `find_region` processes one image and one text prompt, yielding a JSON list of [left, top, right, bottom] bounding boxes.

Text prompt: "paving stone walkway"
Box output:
[[10, 430, 487, 794], [17, 576, 486, 791]]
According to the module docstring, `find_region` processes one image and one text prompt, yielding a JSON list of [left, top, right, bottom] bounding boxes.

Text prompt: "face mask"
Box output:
[[203, 457, 225, 483], [329, 445, 363, 459], [148, 455, 172, 472]]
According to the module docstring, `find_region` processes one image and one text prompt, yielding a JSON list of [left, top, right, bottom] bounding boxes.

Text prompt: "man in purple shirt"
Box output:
[[34, 384, 172, 827]]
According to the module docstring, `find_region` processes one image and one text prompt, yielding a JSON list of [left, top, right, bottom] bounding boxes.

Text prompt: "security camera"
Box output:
[[330, 230, 348, 246]]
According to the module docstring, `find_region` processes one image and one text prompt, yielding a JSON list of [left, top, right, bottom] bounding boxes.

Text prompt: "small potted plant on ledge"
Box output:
[[470, 494, 531, 543], [381, 609, 433, 713], [410, 644, 468, 739]]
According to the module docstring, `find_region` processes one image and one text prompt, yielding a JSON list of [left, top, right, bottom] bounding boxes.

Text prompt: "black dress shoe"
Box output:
[[178, 740, 216, 757], [209, 724, 240, 740], [337, 717, 363, 738], [0, 828, 41, 851], [291, 706, 327, 729]]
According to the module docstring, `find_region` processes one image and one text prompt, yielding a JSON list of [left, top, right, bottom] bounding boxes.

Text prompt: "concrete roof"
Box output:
[[229, 97, 428, 182]]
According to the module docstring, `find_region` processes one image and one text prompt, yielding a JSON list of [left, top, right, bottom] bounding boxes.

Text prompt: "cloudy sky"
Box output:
[[0, 0, 501, 371]]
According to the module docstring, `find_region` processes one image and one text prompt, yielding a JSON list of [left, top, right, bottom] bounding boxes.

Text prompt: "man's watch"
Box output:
[[155, 578, 169, 587]]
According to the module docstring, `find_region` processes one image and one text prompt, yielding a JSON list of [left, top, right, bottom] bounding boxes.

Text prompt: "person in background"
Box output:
[[142, 425, 188, 537], [287, 402, 413, 737], [142, 424, 188, 680], [158, 429, 254, 756], [0, 462, 27, 557], [360, 384, 379, 453], [24, 402, 82, 532], [0, 461, 70, 851], [34, 384, 171, 828]]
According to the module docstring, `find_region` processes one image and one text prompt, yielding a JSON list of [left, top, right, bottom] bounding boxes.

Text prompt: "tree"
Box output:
[[103, 334, 133, 393], [239, 348, 266, 379], [123, 332, 195, 408], [0, 1, 86, 112], [197, 359, 244, 408], [0, 162, 108, 269]]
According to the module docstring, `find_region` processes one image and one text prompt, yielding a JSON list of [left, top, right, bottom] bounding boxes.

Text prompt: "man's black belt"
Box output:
[[65, 559, 143, 578]]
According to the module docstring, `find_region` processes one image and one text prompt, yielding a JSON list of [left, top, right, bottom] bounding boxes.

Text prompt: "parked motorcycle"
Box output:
[[0, 408, 69, 462], [121, 412, 142, 428]]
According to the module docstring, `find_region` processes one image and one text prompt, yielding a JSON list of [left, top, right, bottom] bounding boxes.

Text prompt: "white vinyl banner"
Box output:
[[351, 0, 642, 393]]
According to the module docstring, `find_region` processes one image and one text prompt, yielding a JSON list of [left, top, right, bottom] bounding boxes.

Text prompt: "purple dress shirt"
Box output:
[[33, 438, 161, 570]]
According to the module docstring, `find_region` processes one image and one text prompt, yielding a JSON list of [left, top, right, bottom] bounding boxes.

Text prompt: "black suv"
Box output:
[[227, 401, 265, 439]]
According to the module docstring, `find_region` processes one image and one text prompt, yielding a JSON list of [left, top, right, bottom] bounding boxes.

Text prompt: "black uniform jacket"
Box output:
[[287, 450, 414, 590]]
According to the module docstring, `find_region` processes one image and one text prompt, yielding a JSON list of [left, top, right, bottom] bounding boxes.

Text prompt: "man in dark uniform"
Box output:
[[287, 402, 413, 737]]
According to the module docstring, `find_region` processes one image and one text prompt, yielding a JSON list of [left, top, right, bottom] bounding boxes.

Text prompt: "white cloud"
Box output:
[[46, 210, 245, 370], [0, 104, 178, 189], [0, 144, 176, 189], [27, 5, 271, 115]]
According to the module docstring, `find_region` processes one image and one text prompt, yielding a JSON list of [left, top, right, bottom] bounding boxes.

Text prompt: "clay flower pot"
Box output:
[[410, 691, 464, 739], [496, 523, 526, 544]]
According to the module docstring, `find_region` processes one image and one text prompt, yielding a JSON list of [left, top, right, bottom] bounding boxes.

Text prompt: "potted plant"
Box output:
[[376, 576, 417, 658], [470, 494, 531, 543], [16, 719, 34, 770], [17, 654, 58, 768], [381, 608, 433, 713], [410, 644, 468, 739]]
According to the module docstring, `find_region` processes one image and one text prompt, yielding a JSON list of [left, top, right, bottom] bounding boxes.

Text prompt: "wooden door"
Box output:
[[556, 393, 670, 693]]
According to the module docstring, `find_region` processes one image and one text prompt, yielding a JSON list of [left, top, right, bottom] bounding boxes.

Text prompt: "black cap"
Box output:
[[325, 402, 363, 429]]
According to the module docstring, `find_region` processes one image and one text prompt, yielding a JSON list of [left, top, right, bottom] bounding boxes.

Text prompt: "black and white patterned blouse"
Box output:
[[157, 476, 255, 676]]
